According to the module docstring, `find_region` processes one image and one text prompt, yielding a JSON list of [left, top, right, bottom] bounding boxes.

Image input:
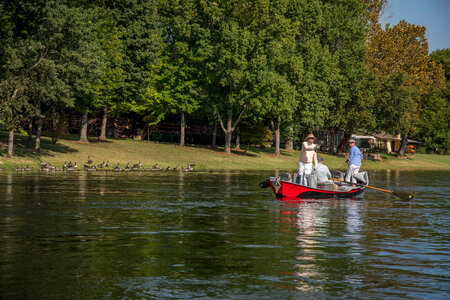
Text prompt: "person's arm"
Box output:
[[313, 151, 318, 168], [326, 167, 332, 179]]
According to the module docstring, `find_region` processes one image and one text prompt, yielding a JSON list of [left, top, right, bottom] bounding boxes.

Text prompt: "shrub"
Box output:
[[185, 134, 194, 144], [164, 132, 174, 143], [151, 131, 163, 142]]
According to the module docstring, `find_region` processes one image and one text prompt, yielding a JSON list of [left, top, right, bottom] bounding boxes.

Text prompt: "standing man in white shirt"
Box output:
[[298, 133, 318, 185]]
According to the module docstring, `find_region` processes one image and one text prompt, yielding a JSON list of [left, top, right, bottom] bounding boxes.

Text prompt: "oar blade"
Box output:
[[393, 190, 414, 200]]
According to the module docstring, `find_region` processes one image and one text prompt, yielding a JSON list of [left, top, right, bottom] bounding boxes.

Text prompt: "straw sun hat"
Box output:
[[305, 133, 316, 140]]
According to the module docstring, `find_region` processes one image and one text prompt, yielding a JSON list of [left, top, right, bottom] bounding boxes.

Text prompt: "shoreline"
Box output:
[[1, 133, 449, 171]]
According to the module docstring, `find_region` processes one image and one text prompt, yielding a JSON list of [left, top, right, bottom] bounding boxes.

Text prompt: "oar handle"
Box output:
[[330, 177, 394, 194]]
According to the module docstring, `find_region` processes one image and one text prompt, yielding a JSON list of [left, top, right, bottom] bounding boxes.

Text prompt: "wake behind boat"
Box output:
[[261, 171, 369, 199]]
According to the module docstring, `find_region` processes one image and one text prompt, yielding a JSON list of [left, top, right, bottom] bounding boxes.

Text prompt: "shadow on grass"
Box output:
[[0, 131, 78, 158], [185, 144, 297, 158], [60, 133, 113, 143]]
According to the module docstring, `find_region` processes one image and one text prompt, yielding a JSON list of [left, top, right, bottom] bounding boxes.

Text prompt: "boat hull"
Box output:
[[268, 179, 365, 199]]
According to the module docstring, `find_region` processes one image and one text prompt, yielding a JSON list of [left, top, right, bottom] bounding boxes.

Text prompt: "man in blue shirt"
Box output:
[[345, 139, 363, 185]]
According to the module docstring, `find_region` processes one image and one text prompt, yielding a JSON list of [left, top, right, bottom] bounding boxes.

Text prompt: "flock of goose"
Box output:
[[15, 156, 195, 172]]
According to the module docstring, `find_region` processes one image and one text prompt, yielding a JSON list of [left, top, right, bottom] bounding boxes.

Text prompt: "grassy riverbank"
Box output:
[[1, 132, 449, 171]]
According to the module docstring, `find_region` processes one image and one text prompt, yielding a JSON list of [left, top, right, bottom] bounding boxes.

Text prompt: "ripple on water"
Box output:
[[0, 170, 449, 299]]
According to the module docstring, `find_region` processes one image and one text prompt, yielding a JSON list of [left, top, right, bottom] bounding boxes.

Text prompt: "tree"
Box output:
[[239, 120, 272, 153], [416, 48, 450, 153], [258, 2, 302, 156], [65, 7, 106, 144], [91, 14, 125, 139], [363, 0, 388, 39], [321, 0, 375, 143], [0, 1, 88, 155], [0, 1, 42, 157], [149, 0, 206, 147], [373, 73, 415, 137], [106, 0, 163, 103], [366, 20, 445, 153], [367, 20, 444, 94], [201, 0, 268, 154]]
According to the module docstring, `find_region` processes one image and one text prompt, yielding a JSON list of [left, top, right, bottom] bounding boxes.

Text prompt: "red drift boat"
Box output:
[[261, 172, 368, 199]]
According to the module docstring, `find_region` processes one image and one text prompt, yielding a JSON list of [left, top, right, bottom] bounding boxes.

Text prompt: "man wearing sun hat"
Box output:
[[345, 138, 363, 185], [298, 133, 318, 185]]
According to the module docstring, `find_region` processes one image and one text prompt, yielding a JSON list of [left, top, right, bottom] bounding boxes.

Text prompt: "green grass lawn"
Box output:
[[1, 131, 449, 171]]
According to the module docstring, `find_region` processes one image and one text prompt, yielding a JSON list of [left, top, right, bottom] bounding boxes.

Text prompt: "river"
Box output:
[[0, 170, 449, 299]]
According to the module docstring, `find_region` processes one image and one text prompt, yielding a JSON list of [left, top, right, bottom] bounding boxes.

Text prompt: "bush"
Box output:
[[164, 132, 174, 143], [415, 146, 426, 154], [151, 131, 163, 142], [185, 134, 194, 144], [42, 119, 69, 144]]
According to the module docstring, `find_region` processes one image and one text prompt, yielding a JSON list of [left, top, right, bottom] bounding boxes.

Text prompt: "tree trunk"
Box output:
[[273, 117, 282, 156], [27, 119, 34, 145], [235, 129, 240, 150], [211, 118, 217, 149], [34, 117, 42, 152], [7, 129, 14, 158], [113, 120, 119, 139], [330, 129, 337, 154], [100, 108, 108, 139], [285, 125, 294, 152], [225, 111, 233, 154], [51, 112, 59, 144], [217, 109, 244, 154], [79, 111, 89, 143], [399, 134, 408, 155], [180, 111, 185, 147]]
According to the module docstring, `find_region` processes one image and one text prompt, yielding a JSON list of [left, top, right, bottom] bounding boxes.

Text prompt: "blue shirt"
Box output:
[[348, 145, 363, 166]]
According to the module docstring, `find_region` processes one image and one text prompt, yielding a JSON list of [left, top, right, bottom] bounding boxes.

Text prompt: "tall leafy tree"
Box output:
[[63, 5, 106, 144], [258, 2, 302, 156], [106, 0, 163, 102], [0, 1, 99, 154], [91, 13, 126, 139], [147, 0, 206, 146], [200, 0, 269, 154], [0, 1, 44, 156], [367, 20, 445, 153], [416, 48, 450, 153], [320, 0, 374, 145]]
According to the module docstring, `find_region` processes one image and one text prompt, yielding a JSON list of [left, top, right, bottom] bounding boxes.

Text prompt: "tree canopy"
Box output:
[[1, 0, 448, 156]]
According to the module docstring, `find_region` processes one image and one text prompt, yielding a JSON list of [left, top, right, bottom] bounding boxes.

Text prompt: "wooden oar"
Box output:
[[330, 177, 414, 200]]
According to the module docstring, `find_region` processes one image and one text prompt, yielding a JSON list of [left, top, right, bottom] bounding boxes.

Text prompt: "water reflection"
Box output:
[[0, 170, 448, 299], [277, 198, 364, 293]]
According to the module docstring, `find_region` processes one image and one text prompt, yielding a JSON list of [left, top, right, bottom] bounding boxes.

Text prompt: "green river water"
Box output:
[[0, 170, 449, 299]]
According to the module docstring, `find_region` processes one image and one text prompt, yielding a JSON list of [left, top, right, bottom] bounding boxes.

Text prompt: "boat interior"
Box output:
[[279, 171, 369, 192]]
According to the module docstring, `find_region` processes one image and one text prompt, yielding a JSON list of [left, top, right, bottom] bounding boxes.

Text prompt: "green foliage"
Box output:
[[374, 73, 415, 135], [240, 121, 272, 146], [415, 89, 449, 154], [107, 0, 163, 101], [322, 0, 374, 133], [430, 49, 450, 82], [1, 0, 447, 155], [151, 131, 163, 142], [91, 13, 126, 117]]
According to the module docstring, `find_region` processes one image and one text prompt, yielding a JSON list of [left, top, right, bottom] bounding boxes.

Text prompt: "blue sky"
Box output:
[[381, 0, 450, 52]]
